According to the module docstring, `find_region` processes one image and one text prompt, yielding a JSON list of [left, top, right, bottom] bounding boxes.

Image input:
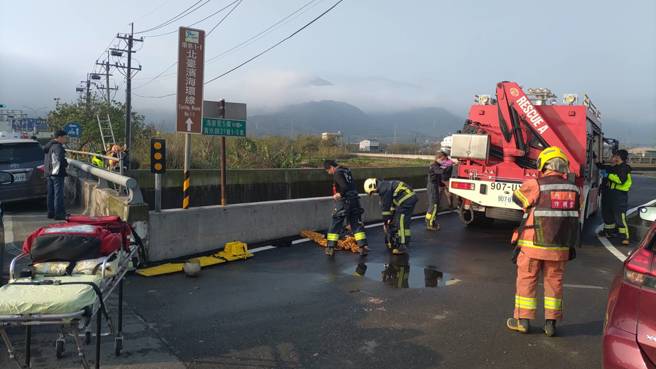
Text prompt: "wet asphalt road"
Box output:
[[122, 176, 656, 369], [2, 176, 655, 369]]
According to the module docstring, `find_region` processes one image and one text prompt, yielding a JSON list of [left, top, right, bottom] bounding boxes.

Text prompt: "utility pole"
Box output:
[[116, 23, 143, 166], [85, 77, 91, 111], [94, 50, 117, 105]]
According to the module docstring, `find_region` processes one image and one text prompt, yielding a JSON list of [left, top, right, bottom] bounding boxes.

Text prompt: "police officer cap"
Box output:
[[323, 159, 338, 169]]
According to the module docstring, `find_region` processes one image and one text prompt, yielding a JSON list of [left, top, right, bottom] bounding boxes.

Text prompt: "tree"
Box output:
[[47, 96, 145, 153]]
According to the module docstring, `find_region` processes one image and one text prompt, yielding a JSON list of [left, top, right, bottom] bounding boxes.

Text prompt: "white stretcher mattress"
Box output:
[[0, 274, 103, 316]]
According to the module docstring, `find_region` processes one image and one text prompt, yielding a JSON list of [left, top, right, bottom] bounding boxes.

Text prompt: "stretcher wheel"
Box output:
[[114, 336, 123, 356], [55, 339, 65, 359], [84, 331, 91, 345]]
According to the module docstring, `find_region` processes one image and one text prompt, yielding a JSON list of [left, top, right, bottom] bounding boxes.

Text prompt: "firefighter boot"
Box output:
[[506, 318, 530, 333], [325, 246, 335, 257], [392, 244, 407, 255], [426, 219, 440, 231], [544, 319, 557, 337]]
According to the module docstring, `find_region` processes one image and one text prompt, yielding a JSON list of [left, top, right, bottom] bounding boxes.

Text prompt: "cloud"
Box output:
[[196, 68, 451, 114]]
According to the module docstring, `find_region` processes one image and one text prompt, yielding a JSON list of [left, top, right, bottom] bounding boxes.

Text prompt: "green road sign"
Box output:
[[202, 118, 246, 137]]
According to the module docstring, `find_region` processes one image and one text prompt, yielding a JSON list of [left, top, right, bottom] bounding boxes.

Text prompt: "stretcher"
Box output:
[[0, 216, 143, 369]]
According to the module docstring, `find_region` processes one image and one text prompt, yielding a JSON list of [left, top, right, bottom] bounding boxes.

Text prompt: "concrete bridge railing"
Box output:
[[147, 189, 442, 262], [64, 157, 150, 251]]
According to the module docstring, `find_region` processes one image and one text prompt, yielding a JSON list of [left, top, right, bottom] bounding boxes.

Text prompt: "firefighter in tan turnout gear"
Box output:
[[506, 146, 580, 337]]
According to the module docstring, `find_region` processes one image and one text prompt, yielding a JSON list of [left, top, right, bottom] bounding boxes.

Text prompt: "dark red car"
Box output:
[[603, 206, 656, 369]]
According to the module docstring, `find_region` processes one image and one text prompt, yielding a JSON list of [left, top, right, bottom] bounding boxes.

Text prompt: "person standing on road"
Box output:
[[323, 160, 368, 257], [364, 178, 417, 254], [425, 153, 442, 231], [437, 151, 454, 208], [597, 149, 632, 245], [43, 130, 68, 220], [506, 146, 580, 337]]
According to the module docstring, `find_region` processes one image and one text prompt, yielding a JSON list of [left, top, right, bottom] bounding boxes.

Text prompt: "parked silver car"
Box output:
[[0, 139, 47, 202]]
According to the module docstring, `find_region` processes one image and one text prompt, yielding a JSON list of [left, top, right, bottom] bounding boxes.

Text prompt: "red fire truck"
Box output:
[[448, 81, 605, 226]]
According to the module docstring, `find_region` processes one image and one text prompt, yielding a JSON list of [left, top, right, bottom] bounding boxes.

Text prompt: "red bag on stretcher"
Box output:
[[22, 222, 122, 262], [66, 215, 131, 250]]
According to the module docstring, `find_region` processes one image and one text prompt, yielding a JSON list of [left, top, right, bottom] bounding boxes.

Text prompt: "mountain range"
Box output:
[[240, 100, 463, 144], [142, 100, 654, 146]]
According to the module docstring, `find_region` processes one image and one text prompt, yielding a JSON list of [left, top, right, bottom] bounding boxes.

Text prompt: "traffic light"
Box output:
[[150, 138, 166, 174]]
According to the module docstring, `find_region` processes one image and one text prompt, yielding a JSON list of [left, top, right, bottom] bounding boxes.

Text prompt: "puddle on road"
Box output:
[[346, 254, 457, 289]]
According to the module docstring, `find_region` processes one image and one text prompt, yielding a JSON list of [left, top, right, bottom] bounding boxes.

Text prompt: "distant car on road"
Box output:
[[0, 138, 47, 203], [603, 205, 656, 369]]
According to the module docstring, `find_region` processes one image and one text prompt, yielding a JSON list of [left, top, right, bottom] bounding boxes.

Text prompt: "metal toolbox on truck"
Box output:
[[450, 134, 490, 160]]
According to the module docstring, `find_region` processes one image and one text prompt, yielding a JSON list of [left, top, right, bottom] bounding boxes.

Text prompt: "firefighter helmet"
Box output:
[[537, 146, 569, 172], [364, 178, 378, 195]]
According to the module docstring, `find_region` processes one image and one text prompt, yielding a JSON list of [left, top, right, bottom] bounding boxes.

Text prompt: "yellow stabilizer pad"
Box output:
[[136, 263, 184, 277], [197, 255, 228, 267], [136, 256, 228, 277], [137, 242, 252, 277], [217, 241, 253, 261]]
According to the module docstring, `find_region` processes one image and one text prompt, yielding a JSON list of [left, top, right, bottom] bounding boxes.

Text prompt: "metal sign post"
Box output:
[[176, 27, 205, 209], [202, 100, 247, 206], [183, 133, 191, 209], [154, 173, 162, 212]]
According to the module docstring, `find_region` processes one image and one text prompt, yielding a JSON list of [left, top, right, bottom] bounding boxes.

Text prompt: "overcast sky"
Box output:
[[1, 0, 655, 124]]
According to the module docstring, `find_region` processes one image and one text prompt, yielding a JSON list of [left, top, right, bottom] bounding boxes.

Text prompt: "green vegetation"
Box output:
[[46, 98, 432, 169]]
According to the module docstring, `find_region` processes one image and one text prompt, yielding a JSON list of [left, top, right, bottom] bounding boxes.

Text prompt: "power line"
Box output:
[[145, 0, 240, 38], [135, 0, 211, 34], [134, 0, 344, 99], [205, 0, 343, 84], [133, 0, 241, 90], [207, 0, 242, 35], [134, 0, 322, 89], [206, 0, 321, 63]]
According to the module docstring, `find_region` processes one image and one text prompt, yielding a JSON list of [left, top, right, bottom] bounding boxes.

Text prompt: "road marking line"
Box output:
[[249, 210, 458, 253], [596, 198, 656, 262], [250, 245, 276, 254], [562, 283, 606, 290]]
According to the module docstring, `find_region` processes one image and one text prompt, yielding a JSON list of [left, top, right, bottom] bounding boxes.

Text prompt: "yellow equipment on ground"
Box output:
[[300, 230, 359, 253], [136, 241, 253, 277]]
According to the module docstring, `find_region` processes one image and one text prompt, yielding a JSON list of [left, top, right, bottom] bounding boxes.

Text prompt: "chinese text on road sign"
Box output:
[[176, 27, 205, 133], [202, 118, 246, 137]]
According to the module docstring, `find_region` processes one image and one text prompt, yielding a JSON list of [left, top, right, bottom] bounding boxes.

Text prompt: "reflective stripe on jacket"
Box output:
[[609, 173, 632, 192], [378, 180, 416, 220], [512, 171, 580, 261]]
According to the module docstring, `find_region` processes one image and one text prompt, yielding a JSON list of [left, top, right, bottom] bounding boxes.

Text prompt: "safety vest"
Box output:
[[392, 181, 416, 207], [91, 155, 105, 168], [518, 176, 580, 251], [609, 173, 632, 192]]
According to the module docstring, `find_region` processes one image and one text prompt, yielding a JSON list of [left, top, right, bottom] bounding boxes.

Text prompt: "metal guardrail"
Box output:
[[66, 158, 144, 205], [65, 149, 125, 176]]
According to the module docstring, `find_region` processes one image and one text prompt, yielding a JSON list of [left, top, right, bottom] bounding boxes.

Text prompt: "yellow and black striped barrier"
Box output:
[[182, 170, 190, 209]]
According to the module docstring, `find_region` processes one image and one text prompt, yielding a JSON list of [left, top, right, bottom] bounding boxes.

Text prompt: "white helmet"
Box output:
[[364, 178, 378, 195]]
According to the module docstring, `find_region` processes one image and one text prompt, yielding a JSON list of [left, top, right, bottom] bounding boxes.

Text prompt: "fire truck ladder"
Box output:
[[96, 113, 116, 150]]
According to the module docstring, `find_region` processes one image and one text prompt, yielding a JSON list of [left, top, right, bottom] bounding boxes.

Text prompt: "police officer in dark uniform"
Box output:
[[323, 160, 368, 257], [597, 149, 633, 245]]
